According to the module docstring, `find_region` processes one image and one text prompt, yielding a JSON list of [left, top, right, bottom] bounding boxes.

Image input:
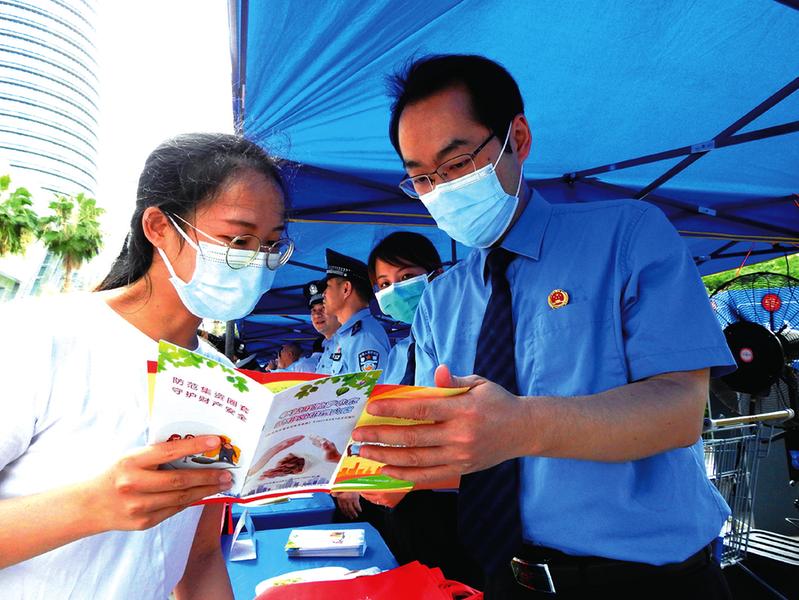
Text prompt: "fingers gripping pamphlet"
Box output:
[[148, 341, 464, 504]]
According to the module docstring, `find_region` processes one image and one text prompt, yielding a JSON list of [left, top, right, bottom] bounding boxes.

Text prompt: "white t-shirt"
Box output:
[[0, 293, 228, 599]]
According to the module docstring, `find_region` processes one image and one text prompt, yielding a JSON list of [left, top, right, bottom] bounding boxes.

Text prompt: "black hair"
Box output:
[[387, 54, 524, 158], [95, 133, 287, 291], [281, 342, 301, 358], [340, 275, 374, 305], [367, 231, 442, 284]]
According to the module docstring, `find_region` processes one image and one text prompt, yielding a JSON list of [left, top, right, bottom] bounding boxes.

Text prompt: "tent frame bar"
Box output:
[[566, 119, 799, 181], [581, 179, 799, 239], [633, 76, 799, 199]]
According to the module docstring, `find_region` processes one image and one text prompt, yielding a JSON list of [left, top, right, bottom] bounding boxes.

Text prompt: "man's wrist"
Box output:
[[513, 394, 552, 458]]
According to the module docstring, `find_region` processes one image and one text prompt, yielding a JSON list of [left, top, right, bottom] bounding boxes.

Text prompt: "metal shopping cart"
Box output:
[[702, 408, 795, 598]]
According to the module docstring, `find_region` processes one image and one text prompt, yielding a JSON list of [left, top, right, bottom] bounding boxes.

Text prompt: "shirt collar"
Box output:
[[479, 189, 553, 283], [338, 307, 371, 334]]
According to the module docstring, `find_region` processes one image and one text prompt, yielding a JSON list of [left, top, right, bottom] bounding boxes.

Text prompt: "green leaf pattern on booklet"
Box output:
[[158, 340, 249, 393], [293, 370, 380, 400]]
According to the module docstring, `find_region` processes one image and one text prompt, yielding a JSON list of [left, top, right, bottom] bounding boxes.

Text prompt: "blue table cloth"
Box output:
[[230, 493, 336, 530], [223, 522, 399, 600]]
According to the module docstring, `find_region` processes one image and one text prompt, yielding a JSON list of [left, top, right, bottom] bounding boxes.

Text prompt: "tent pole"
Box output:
[[225, 320, 235, 359], [581, 179, 799, 240], [633, 76, 799, 199], [567, 120, 799, 181], [230, 0, 249, 134]]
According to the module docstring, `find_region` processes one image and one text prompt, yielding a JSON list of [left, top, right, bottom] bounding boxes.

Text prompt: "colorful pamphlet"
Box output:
[[284, 529, 367, 557], [148, 341, 464, 504]]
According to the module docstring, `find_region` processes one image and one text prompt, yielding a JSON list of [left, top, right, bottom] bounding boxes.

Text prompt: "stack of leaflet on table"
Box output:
[[284, 529, 367, 557]]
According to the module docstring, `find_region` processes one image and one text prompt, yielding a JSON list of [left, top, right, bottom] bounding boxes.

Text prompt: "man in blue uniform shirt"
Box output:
[[302, 279, 341, 374], [353, 55, 736, 599], [322, 249, 390, 375]]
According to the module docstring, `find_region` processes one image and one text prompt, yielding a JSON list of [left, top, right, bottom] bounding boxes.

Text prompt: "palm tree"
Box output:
[[0, 174, 39, 256], [39, 192, 105, 291]]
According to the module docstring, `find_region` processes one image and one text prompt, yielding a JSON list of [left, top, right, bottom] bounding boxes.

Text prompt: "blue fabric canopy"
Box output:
[[228, 0, 799, 357]]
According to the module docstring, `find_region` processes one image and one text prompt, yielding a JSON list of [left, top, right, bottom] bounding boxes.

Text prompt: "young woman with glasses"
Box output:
[[0, 133, 292, 599]]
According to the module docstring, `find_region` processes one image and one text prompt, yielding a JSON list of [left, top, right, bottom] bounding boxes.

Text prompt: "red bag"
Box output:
[[254, 561, 483, 600]]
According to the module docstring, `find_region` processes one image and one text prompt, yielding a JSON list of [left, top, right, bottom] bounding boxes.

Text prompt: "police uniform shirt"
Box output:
[[412, 190, 736, 565], [380, 334, 413, 385], [315, 335, 339, 374], [328, 307, 390, 375], [290, 352, 322, 373]]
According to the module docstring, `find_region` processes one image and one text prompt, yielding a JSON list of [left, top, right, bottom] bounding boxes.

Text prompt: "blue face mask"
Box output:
[[157, 217, 276, 321], [375, 273, 429, 324], [420, 125, 523, 248]]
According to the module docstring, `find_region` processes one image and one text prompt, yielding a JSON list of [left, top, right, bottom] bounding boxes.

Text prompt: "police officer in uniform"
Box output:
[[322, 249, 390, 375], [301, 279, 341, 374], [321, 249, 394, 532]]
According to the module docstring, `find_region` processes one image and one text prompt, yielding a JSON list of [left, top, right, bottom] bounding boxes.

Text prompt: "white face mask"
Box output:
[[420, 124, 523, 248], [375, 273, 429, 324], [157, 216, 276, 321]]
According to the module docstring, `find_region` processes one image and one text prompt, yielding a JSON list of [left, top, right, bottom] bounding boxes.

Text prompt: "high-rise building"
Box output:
[[0, 0, 99, 297]]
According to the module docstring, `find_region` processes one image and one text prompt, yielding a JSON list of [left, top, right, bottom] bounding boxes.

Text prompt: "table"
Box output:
[[230, 493, 336, 530], [223, 522, 399, 600]]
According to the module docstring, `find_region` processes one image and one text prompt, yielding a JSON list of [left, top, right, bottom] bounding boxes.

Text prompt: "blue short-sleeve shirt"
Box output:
[[412, 191, 736, 564], [315, 336, 339, 374], [328, 308, 390, 375]]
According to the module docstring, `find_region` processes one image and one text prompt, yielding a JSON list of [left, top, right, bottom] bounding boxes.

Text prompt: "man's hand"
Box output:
[[352, 364, 523, 485], [86, 435, 233, 532]]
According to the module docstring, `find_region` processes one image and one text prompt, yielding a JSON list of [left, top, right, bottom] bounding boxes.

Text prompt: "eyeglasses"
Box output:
[[168, 213, 294, 270], [398, 132, 495, 198]]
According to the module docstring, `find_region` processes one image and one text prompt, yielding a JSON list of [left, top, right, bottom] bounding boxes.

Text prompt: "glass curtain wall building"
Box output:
[[0, 0, 98, 297]]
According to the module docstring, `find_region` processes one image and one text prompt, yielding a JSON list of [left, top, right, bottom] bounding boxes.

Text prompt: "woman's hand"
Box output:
[[332, 492, 362, 519], [86, 435, 234, 532]]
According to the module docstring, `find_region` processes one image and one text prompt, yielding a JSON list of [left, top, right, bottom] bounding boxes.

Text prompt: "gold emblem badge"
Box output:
[[547, 289, 569, 309]]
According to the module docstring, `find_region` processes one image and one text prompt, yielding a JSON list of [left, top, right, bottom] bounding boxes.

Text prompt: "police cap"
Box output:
[[303, 279, 327, 307], [324, 248, 371, 284]]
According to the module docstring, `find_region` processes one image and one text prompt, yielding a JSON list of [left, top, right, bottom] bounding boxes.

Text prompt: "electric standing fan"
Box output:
[[708, 272, 799, 425]]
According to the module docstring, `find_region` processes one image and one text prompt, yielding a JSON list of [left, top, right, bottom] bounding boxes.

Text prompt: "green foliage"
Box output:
[[158, 342, 249, 392], [702, 252, 799, 294], [293, 371, 380, 400], [39, 192, 105, 291], [0, 174, 39, 256]]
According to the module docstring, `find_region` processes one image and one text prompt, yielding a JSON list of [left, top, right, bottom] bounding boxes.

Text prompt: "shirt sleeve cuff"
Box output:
[[628, 346, 737, 382]]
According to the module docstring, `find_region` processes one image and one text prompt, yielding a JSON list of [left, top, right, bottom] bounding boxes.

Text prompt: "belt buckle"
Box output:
[[511, 557, 556, 594]]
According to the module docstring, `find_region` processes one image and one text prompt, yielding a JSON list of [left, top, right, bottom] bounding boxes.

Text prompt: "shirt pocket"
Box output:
[[524, 303, 626, 396]]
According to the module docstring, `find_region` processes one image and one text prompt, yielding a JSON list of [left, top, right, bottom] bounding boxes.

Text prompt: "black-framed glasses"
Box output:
[[398, 132, 495, 198], [168, 213, 294, 270]]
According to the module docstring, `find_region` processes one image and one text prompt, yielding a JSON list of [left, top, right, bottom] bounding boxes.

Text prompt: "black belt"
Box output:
[[510, 544, 713, 594]]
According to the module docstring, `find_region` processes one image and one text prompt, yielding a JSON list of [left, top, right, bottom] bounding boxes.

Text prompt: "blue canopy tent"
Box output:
[[227, 0, 799, 359]]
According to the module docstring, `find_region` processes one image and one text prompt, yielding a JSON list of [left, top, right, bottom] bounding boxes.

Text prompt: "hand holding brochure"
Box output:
[[148, 341, 465, 504]]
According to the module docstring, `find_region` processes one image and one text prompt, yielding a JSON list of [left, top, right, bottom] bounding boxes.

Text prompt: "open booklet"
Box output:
[[148, 341, 464, 504]]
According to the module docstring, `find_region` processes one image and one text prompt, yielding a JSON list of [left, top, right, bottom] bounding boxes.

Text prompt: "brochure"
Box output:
[[148, 341, 464, 504], [284, 529, 366, 557]]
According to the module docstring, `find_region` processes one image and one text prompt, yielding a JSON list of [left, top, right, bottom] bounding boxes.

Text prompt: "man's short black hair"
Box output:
[[387, 54, 524, 158], [328, 275, 373, 305]]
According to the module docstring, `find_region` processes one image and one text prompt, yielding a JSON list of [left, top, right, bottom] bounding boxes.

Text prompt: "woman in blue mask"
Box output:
[[368, 231, 442, 385], [0, 133, 291, 599], [365, 232, 482, 588]]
